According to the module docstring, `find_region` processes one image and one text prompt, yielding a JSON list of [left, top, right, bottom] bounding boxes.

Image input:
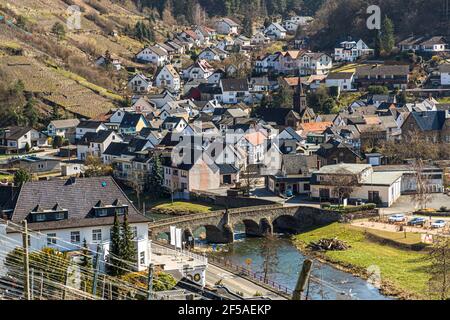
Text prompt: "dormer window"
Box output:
[[36, 214, 45, 222], [97, 209, 108, 217]]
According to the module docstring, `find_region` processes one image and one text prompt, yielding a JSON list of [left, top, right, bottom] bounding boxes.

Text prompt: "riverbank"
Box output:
[[293, 223, 431, 300]]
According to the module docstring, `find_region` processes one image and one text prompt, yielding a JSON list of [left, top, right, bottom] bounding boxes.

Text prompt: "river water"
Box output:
[[148, 213, 391, 300]]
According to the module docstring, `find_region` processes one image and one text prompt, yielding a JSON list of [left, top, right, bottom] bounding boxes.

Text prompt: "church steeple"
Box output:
[[293, 77, 307, 114]]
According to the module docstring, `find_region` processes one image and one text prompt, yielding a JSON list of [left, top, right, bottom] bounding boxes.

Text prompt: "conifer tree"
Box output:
[[147, 154, 164, 198], [109, 212, 122, 276], [120, 213, 136, 269], [381, 16, 395, 55]]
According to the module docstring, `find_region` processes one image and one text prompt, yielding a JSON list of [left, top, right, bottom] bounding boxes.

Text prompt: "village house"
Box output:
[[1, 176, 152, 272], [128, 73, 152, 93], [182, 60, 215, 81], [439, 64, 450, 86], [161, 116, 190, 133], [300, 52, 332, 76], [76, 130, 122, 160], [95, 53, 122, 71], [251, 31, 271, 45], [325, 72, 355, 92], [310, 163, 402, 207], [47, 119, 80, 142], [0, 127, 48, 154], [398, 36, 448, 53], [315, 138, 365, 166], [401, 110, 450, 143], [155, 64, 181, 92], [237, 131, 267, 164], [219, 79, 251, 104], [198, 47, 229, 61], [135, 45, 169, 66], [215, 18, 240, 35], [75, 121, 108, 141], [334, 39, 374, 62], [354, 65, 410, 90], [282, 16, 314, 33], [267, 154, 316, 196], [264, 23, 287, 40], [162, 147, 220, 197]]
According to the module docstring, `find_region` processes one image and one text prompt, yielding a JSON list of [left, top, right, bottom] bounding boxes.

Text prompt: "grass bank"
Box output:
[[151, 201, 223, 215], [293, 223, 431, 299]]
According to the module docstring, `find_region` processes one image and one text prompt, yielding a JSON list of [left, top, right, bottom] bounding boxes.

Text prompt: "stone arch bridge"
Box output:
[[149, 205, 343, 244]]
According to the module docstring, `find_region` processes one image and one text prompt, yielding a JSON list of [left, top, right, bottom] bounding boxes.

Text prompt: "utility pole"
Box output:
[[22, 220, 31, 300], [147, 263, 154, 300], [92, 244, 101, 296], [292, 259, 313, 300]]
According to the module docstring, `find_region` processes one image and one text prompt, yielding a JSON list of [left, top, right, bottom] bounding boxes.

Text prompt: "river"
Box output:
[[148, 213, 391, 300]]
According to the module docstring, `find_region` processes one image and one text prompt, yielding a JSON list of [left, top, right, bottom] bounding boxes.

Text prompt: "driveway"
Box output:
[[380, 194, 450, 215]]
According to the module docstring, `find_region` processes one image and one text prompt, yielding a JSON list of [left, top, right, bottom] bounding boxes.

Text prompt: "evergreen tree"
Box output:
[[374, 30, 382, 58], [120, 213, 136, 268], [381, 16, 395, 55], [23, 99, 38, 127], [109, 212, 123, 276], [80, 239, 93, 293], [51, 22, 66, 40], [242, 11, 254, 38], [147, 154, 164, 198], [13, 168, 31, 186]]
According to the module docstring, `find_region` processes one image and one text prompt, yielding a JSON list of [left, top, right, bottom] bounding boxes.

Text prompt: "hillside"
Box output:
[[0, 0, 172, 125]]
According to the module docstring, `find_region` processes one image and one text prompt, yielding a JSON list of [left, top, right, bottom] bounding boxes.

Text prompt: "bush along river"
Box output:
[[202, 231, 392, 300]]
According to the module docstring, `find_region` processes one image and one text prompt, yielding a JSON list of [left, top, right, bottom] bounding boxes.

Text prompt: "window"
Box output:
[[97, 209, 108, 217], [35, 214, 46, 222], [71, 231, 80, 244], [92, 229, 102, 242], [115, 207, 125, 215], [47, 233, 56, 246], [131, 226, 137, 239], [140, 251, 145, 265], [368, 191, 380, 203]]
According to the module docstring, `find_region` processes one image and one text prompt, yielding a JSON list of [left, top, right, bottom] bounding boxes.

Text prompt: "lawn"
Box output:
[[152, 201, 222, 214], [437, 97, 450, 104], [0, 174, 12, 182], [294, 223, 431, 299]]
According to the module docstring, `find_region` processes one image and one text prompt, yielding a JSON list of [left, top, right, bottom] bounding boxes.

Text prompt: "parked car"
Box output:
[[408, 217, 427, 226], [431, 220, 447, 228], [388, 214, 406, 222]]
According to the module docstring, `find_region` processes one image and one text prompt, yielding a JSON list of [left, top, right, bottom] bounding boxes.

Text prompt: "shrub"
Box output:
[[321, 202, 331, 209], [439, 206, 448, 212]]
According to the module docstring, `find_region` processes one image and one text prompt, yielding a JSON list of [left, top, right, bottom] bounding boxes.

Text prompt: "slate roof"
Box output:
[[120, 113, 146, 129], [410, 111, 447, 131], [316, 138, 364, 160], [9, 176, 150, 232], [0, 186, 20, 213], [355, 65, 410, 77], [256, 107, 291, 125], [281, 127, 302, 142], [78, 130, 116, 145], [281, 154, 310, 176], [50, 119, 80, 129], [1, 126, 34, 140], [326, 72, 354, 80], [103, 142, 129, 156], [217, 163, 239, 175], [221, 79, 249, 92], [78, 120, 104, 129]]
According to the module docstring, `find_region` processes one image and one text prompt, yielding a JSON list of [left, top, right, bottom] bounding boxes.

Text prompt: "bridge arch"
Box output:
[[273, 215, 301, 234], [242, 219, 262, 237]]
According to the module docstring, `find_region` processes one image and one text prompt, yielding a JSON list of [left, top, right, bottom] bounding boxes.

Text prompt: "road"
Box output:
[[205, 262, 287, 300]]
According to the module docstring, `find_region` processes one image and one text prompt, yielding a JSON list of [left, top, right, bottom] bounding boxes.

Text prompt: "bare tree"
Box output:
[[259, 233, 280, 284], [428, 236, 450, 300], [239, 164, 259, 196], [411, 159, 434, 210], [327, 173, 357, 206]]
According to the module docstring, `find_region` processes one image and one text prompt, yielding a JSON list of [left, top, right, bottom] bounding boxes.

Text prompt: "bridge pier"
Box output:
[[259, 218, 273, 236], [204, 225, 234, 244], [183, 228, 195, 249]]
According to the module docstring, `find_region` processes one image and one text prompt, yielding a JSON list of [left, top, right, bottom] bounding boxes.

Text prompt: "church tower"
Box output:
[[293, 77, 307, 114]]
